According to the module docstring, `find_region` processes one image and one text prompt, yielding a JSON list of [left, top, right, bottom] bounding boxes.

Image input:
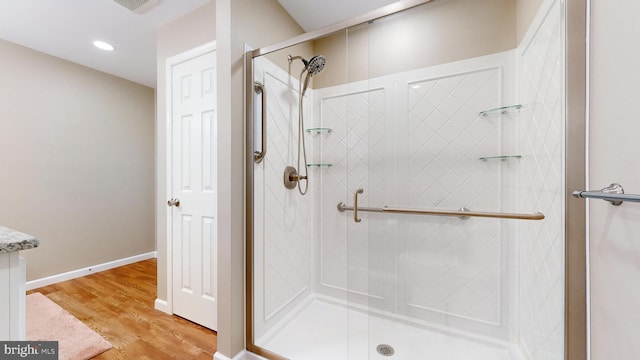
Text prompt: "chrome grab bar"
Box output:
[[337, 202, 545, 221], [572, 183, 640, 206], [253, 82, 267, 164], [353, 188, 364, 223]]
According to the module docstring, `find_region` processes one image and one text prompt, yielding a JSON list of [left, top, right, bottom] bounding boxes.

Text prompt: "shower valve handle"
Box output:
[[283, 166, 308, 190]]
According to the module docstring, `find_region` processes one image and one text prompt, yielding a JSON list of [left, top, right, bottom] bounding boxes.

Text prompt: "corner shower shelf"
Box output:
[[307, 163, 333, 168], [479, 155, 522, 162], [479, 104, 522, 117], [306, 127, 333, 134]]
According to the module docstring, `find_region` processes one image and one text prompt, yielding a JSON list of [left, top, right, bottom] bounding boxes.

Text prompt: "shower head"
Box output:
[[305, 55, 326, 76], [288, 54, 327, 96], [302, 56, 325, 95], [288, 54, 327, 76]]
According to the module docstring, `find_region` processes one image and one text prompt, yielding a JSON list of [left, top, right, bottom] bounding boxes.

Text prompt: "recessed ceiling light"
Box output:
[[93, 40, 115, 51]]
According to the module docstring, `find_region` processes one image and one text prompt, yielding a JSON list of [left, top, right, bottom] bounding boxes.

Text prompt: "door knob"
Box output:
[[167, 198, 180, 207]]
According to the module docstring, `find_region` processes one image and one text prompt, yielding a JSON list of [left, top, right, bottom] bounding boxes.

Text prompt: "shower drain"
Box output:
[[376, 344, 395, 357]]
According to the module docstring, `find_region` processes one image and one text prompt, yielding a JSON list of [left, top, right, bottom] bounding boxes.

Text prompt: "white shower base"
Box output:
[[257, 297, 524, 360]]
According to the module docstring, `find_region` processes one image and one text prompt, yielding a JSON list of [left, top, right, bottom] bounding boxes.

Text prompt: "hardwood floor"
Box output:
[[27, 259, 217, 359]]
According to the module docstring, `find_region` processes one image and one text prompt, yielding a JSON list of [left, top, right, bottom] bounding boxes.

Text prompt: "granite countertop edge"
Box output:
[[0, 226, 40, 254]]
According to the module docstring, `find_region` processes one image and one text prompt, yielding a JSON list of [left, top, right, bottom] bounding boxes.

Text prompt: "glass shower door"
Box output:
[[250, 48, 319, 359], [321, 12, 514, 357]]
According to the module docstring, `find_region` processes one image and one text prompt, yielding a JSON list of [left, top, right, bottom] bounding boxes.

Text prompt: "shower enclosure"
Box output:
[[246, 0, 585, 359]]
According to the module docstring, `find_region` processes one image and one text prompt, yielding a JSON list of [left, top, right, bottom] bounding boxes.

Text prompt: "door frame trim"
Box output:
[[164, 41, 217, 314], [565, 0, 588, 358]]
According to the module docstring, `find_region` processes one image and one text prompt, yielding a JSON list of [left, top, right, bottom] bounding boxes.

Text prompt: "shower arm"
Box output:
[[288, 55, 305, 64]]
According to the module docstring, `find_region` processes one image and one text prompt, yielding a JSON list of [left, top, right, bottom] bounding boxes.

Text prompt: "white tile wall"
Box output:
[[400, 68, 503, 326], [316, 88, 390, 311], [517, 0, 564, 358]]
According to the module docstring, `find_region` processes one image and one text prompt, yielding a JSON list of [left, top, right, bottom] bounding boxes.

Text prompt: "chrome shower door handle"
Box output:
[[354, 188, 364, 223], [573, 183, 640, 206], [253, 82, 267, 164]]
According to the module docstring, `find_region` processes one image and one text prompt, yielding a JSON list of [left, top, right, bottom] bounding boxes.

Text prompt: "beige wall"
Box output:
[[0, 39, 155, 281], [314, 0, 517, 89], [312, 0, 545, 89], [516, 0, 544, 42], [216, 0, 307, 357], [589, 1, 640, 359], [155, 2, 216, 302]]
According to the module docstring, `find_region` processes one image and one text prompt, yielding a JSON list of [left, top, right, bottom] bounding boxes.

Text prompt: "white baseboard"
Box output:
[[26, 251, 157, 291], [154, 298, 171, 314], [214, 350, 267, 360]]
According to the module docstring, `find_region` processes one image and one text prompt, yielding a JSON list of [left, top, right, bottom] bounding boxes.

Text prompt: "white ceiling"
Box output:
[[0, 0, 397, 89], [0, 0, 211, 88]]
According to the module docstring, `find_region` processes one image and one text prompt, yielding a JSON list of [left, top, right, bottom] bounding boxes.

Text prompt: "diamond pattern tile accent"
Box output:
[[318, 63, 508, 328], [256, 64, 312, 323], [399, 68, 503, 325], [517, 1, 564, 359], [319, 89, 388, 303]]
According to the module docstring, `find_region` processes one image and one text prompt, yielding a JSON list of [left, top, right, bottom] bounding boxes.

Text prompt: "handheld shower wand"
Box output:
[[286, 54, 326, 195]]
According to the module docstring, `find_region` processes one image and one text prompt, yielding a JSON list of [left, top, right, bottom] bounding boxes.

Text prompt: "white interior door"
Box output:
[[590, 2, 640, 358], [169, 44, 217, 330]]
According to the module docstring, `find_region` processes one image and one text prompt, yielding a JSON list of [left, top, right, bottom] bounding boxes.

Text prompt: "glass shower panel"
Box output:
[[251, 45, 329, 359], [251, 39, 363, 359], [320, 4, 512, 357], [316, 26, 381, 360], [362, 2, 515, 357]]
